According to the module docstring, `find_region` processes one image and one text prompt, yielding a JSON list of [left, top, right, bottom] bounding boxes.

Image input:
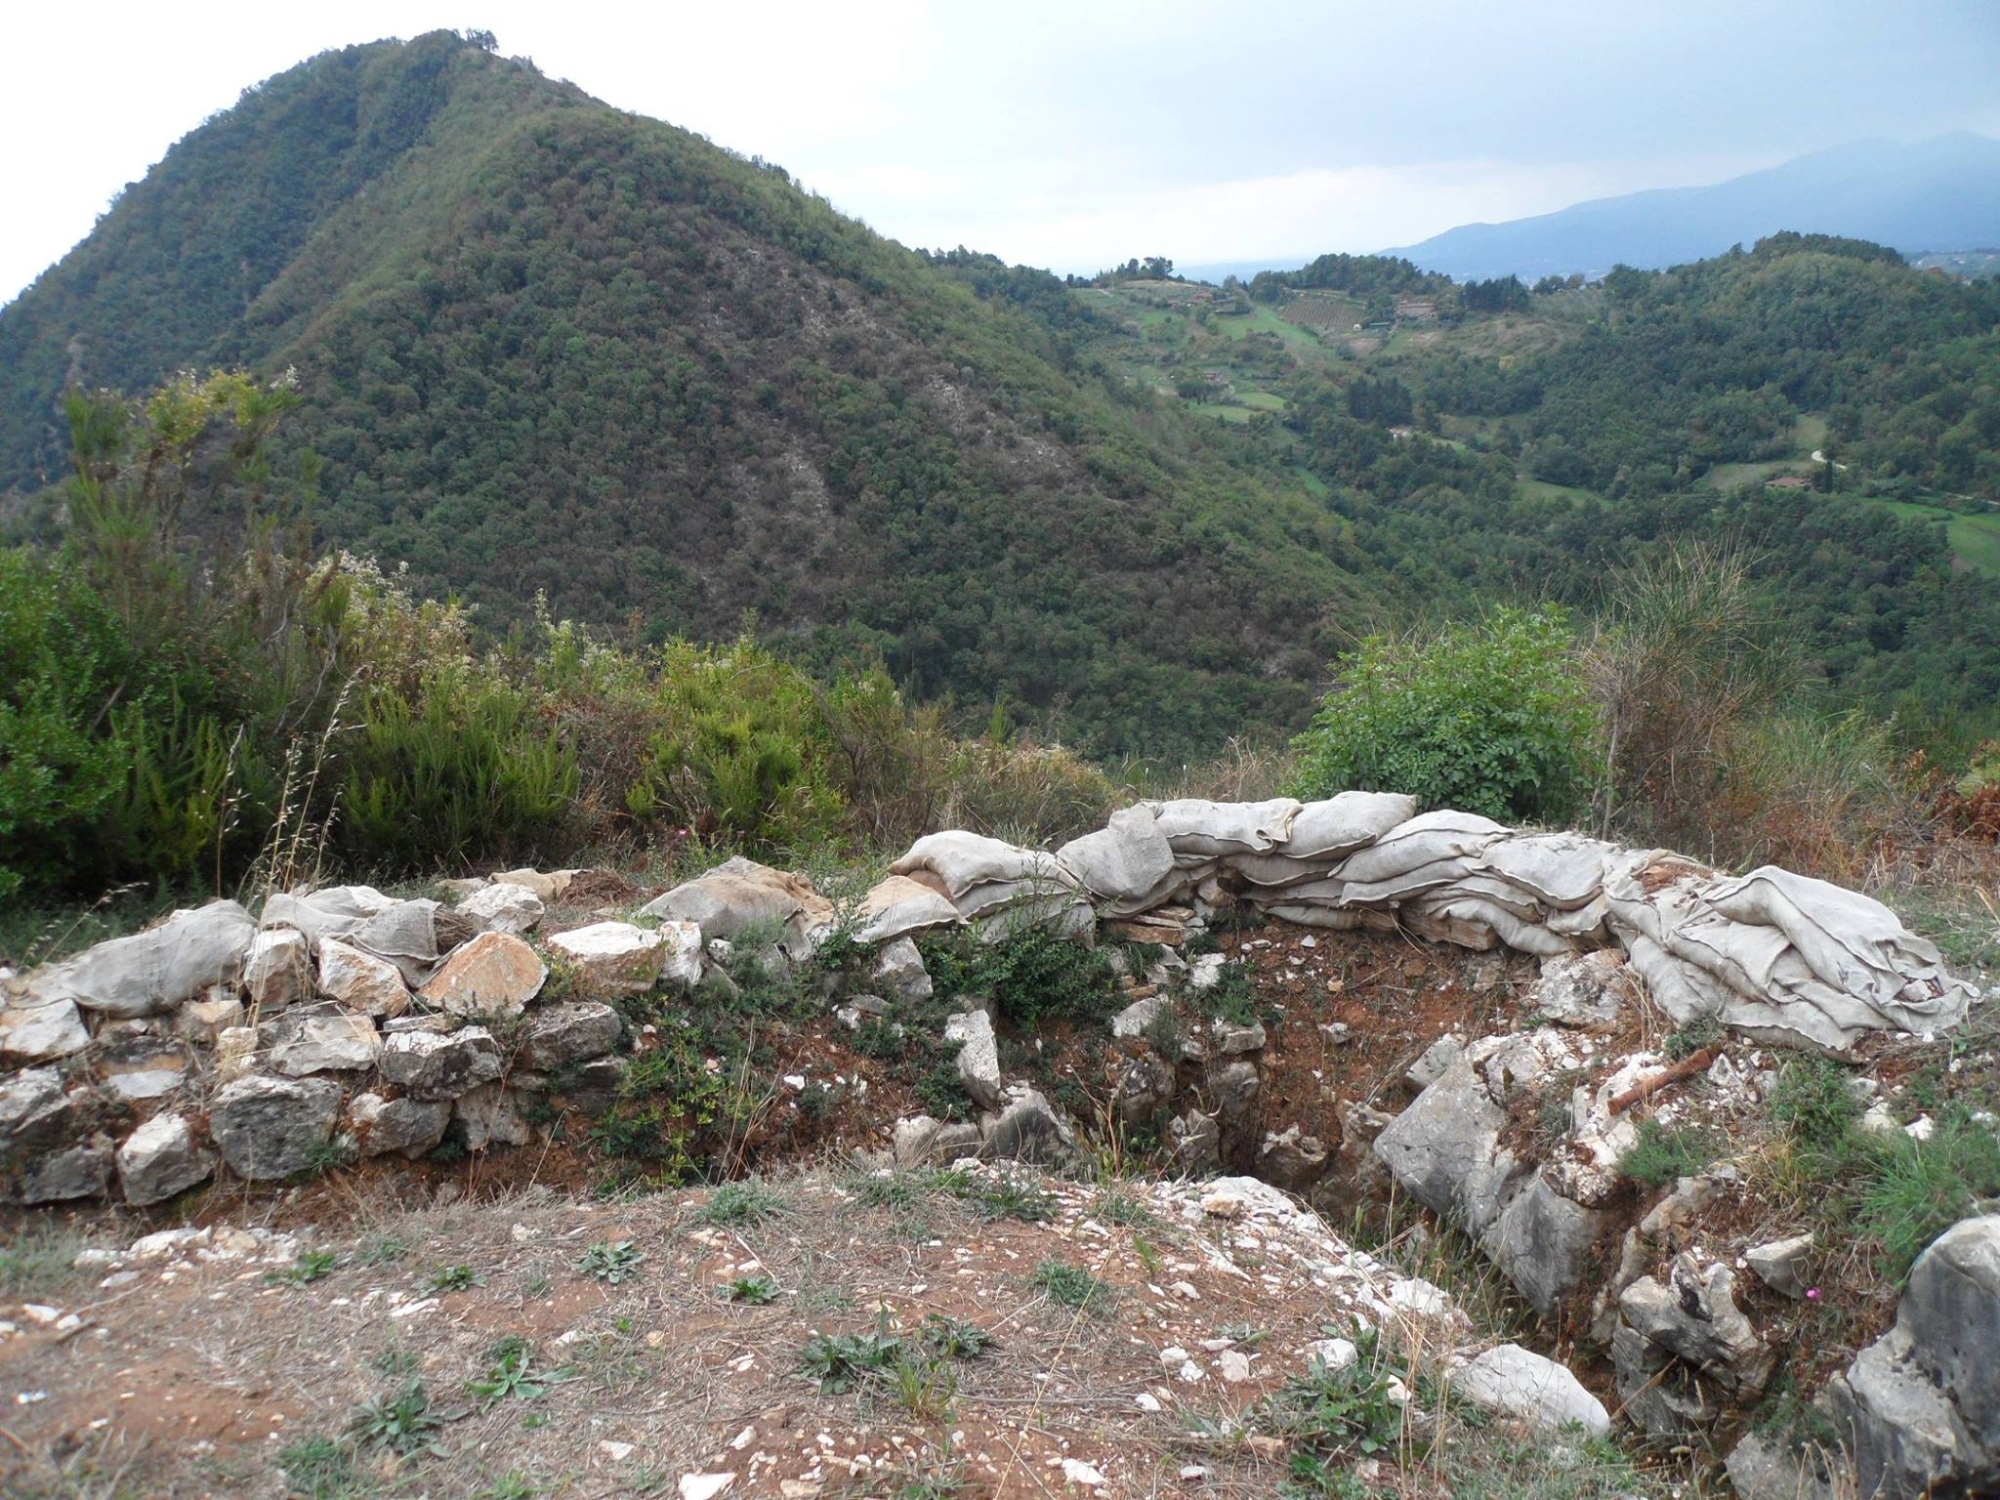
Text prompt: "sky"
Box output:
[[4, 0, 1998, 301]]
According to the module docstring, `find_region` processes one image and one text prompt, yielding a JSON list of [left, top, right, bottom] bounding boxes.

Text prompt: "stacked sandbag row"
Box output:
[[885, 794, 1973, 1054]]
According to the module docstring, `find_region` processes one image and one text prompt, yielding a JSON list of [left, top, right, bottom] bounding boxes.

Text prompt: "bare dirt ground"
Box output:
[[1, 1164, 1516, 1500]]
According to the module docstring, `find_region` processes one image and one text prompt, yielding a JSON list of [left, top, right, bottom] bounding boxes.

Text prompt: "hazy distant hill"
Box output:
[[1389, 134, 2000, 281], [0, 32, 1366, 755]]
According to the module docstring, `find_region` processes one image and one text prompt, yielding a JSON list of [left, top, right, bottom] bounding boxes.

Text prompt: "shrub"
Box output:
[[1856, 1109, 2000, 1283], [340, 669, 578, 871], [919, 923, 1119, 1027], [1288, 607, 1600, 824], [1620, 1119, 1726, 1187]]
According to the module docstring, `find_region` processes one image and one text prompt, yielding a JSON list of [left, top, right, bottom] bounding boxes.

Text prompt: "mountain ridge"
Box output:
[[1385, 133, 2000, 281]]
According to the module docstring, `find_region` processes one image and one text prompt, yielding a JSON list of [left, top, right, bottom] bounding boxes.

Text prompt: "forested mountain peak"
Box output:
[[0, 33, 1364, 755]]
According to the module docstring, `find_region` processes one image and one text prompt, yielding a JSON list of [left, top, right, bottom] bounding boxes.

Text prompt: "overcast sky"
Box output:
[[5, 0, 1998, 302]]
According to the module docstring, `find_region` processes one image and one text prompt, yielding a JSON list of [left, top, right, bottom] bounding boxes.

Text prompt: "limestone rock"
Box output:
[[1373, 1055, 1518, 1234], [209, 1025, 257, 1082], [1451, 1344, 1611, 1437], [1480, 1174, 1607, 1317], [454, 1081, 535, 1151], [174, 992, 245, 1044], [519, 1002, 623, 1072], [1745, 1232, 1815, 1299], [1529, 950, 1627, 1029], [17, 1135, 115, 1203], [1406, 1034, 1464, 1091], [1615, 1256, 1772, 1433], [117, 1113, 214, 1205], [1206, 1059, 1260, 1127], [418, 931, 546, 1020], [1827, 1323, 1976, 1500], [95, 1034, 192, 1100], [209, 1075, 342, 1180], [377, 1027, 503, 1101], [1112, 1046, 1176, 1128], [490, 868, 579, 903], [1110, 995, 1164, 1039], [454, 881, 546, 936], [548, 921, 668, 995], [1898, 1214, 2000, 1450], [0, 997, 91, 1063], [0, 1068, 76, 1158], [893, 1115, 984, 1169], [317, 938, 411, 1018], [872, 936, 933, 1005], [1724, 1431, 1836, 1500], [1258, 1125, 1331, 1193], [657, 920, 705, 988], [981, 1086, 1072, 1162], [244, 928, 313, 1010], [944, 1008, 1002, 1110], [558, 1056, 629, 1116], [1211, 1018, 1267, 1055], [268, 1011, 381, 1076], [1170, 1108, 1222, 1173], [346, 1092, 449, 1161]]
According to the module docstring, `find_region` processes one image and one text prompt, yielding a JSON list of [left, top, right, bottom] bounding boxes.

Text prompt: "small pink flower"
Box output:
[[1806, 1287, 1822, 1301]]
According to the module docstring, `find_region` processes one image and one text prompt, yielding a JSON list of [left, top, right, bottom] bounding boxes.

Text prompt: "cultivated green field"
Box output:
[[1859, 496, 2000, 575]]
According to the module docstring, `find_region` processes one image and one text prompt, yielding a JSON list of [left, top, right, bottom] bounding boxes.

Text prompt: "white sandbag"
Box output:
[[1057, 805, 1177, 915], [350, 899, 451, 986], [1245, 875, 1352, 907], [1143, 797, 1302, 856], [1438, 873, 1548, 923], [1405, 892, 1573, 957], [1620, 933, 1735, 1027], [1341, 857, 1481, 907], [1335, 810, 1507, 885], [1282, 791, 1417, 858], [853, 876, 961, 945], [260, 885, 398, 949], [29, 901, 256, 1018], [890, 832, 1069, 900], [638, 856, 834, 945], [1703, 867, 1972, 1035], [1226, 851, 1343, 888], [1476, 832, 1618, 910], [1546, 895, 1611, 943]]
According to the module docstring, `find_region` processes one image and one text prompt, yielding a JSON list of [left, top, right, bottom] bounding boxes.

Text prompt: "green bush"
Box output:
[[1620, 1119, 1726, 1187], [1288, 607, 1600, 824], [919, 923, 1119, 1027], [340, 670, 578, 871]]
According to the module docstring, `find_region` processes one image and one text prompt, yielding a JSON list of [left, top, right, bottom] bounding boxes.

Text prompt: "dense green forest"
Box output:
[[5, 30, 2000, 771]]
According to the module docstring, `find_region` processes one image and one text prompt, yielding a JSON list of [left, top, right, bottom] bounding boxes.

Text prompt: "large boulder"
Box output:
[[117, 1112, 214, 1205], [1479, 1174, 1608, 1318], [317, 939, 411, 1018], [980, 1086, 1072, 1162], [871, 937, 933, 1005], [16, 1136, 116, 1203], [244, 928, 313, 1010], [518, 1003, 623, 1072], [548, 922, 670, 995], [377, 1027, 504, 1101], [346, 1092, 452, 1159], [1451, 1344, 1612, 1437], [1897, 1214, 2000, 1449], [24, 900, 255, 1018], [0, 997, 91, 1063], [0, 1068, 75, 1158], [454, 882, 546, 936], [944, 1008, 1002, 1110], [267, 1011, 381, 1076], [1373, 1055, 1519, 1232], [418, 931, 546, 1020], [209, 1075, 342, 1179], [454, 1082, 535, 1151]]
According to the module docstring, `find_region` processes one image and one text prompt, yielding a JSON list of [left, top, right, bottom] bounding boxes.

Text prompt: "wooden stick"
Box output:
[[1609, 1047, 1719, 1113]]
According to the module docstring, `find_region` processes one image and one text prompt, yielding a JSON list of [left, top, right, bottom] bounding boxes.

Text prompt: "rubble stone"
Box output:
[[209, 1075, 342, 1180], [117, 1113, 214, 1205]]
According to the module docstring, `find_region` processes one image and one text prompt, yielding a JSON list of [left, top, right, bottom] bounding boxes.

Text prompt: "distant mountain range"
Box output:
[[1387, 134, 2000, 282]]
